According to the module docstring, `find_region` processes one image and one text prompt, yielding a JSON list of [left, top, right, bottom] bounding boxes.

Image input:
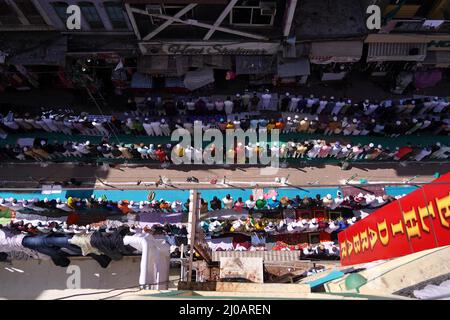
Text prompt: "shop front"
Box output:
[[138, 41, 280, 91], [308, 41, 364, 82], [364, 34, 450, 93]]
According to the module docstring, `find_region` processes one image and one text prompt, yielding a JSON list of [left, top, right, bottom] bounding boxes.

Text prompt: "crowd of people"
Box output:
[[0, 93, 448, 140], [1, 135, 448, 164]]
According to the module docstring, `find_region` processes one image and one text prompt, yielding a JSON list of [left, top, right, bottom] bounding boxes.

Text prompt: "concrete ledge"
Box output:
[[178, 281, 311, 293]]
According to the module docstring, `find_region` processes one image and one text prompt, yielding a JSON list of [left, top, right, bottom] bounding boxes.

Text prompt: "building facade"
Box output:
[[123, 0, 298, 91], [363, 0, 450, 92]]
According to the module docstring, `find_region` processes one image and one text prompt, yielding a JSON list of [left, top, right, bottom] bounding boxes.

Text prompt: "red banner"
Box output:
[[338, 172, 450, 266]]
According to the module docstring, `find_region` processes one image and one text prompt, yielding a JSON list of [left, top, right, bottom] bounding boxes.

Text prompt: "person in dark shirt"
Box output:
[[210, 196, 222, 210]]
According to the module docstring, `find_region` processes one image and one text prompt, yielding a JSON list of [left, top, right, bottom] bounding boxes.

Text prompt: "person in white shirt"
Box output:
[[317, 96, 328, 115], [289, 94, 301, 112], [143, 119, 154, 136], [186, 99, 196, 114], [92, 119, 109, 136], [150, 120, 162, 136], [245, 195, 256, 210], [222, 194, 234, 209], [261, 90, 272, 110], [160, 119, 171, 136], [43, 116, 59, 132], [36, 116, 53, 132], [224, 97, 234, 115], [332, 99, 347, 116], [306, 94, 316, 112]]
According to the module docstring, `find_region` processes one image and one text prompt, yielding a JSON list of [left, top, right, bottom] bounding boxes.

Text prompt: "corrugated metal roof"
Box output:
[[367, 42, 427, 62], [212, 250, 301, 262]]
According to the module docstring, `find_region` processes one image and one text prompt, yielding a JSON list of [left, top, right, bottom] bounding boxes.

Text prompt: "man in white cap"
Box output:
[[306, 94, 316, 112], [316, 96, 328, 115], [337, 144, 352, 159], [289, 94, 301, 112], [280, 92, 290, 112], [298, 117, 309, 132], [160, 118, 171, 136], [261, 89, 272, 110]]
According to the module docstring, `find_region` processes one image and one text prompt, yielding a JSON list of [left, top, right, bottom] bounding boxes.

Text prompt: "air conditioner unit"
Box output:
[[260, 1, 276, 15], [146, 4, 163, 15]]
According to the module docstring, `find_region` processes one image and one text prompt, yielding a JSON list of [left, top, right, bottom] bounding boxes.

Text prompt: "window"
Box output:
[[148, 4, 194, 25], [79, 1, 104, 29], [230, 1, 276, 26], [104, 1, 128, 29], [51, 1, 69, 26], [0, 0, 21, 25], [15, 0, 45, 25]]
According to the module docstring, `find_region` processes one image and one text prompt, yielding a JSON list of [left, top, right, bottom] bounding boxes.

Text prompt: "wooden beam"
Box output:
[[7, 0, 30, 25], [125, 3, 142, 40], [283, 0, 298, 37], [203, 0, 238, 40], [132, 8, 268, 40], [30, 0, 54, 27], [143, 3, 197, 41]]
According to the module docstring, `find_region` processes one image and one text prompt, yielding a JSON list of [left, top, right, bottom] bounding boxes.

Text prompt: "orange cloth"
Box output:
[[118, 200, 131, 214]]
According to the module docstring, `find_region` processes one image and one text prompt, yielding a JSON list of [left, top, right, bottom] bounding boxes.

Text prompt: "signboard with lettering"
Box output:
[[338, 172, 450, 266], [139, 42, 280, 55]]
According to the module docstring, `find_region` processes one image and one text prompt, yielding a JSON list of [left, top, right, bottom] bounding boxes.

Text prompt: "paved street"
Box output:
[[1, 162, 448, 190]]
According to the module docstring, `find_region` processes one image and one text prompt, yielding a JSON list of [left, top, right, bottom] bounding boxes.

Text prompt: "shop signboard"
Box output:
[[139, 42, 280, 55], [338, 172, 450, 266]]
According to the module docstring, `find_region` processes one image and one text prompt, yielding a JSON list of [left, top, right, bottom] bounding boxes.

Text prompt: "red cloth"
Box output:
[[66, 212, 80, 226], [394, 146, 413, 160]]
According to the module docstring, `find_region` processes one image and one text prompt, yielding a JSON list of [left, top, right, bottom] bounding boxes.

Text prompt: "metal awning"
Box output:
[[277, 57, 310, 77], [1, 32, 67, 66], [367, 42, 427, 62], [310, 41, 363, 64], [183, 67, 214, 91], [423, 51, 450, 66], [235, 55, 276, 75]]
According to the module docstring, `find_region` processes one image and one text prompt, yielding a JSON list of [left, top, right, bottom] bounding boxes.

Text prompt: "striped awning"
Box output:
[[367, 42, 427, 62]]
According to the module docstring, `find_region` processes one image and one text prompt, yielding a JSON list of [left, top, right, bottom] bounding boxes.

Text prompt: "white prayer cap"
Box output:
[[326, 194, 332, 199], [353, 119, 357, 123], [287, 117, 291, 121], [304, 117, 308, 121], [330, 96, 335, 99], [294, 115, 299, 119], [436, 142, 441, 147], [44, 198, 49, 203], [347, 99, 351, 104], [378, 144, 382, 149], [369, 143, 374, 148], [365, 99, 369, 103], [346, 144, 351, 148], [396, 120, 401, 125], [236, 93, 240, 97], [333, 116, 337, 121], [413, 118, 418, 123], [85, 140, 90, 145], [286, 92, 290, 96]]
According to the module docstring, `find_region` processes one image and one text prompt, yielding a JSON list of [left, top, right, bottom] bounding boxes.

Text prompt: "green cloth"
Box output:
[[255, 199, 267, 209]]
